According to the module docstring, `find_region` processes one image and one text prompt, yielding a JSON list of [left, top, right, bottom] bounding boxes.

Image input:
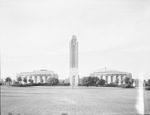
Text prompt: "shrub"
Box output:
[[47, 77, 59, 86], [121, 84, 135, 88], [28, 79, 33, 84], [105, 83, 117, 87], [23, 77, 27, 83], [145, 86, 150, 91], [57, 83, 70, 86], [78, 83, 84, 86], [145, 79, 150, 86], [5, 77, 12, 86], [96, 79, 105, 86], [17, 76, 22, 83], [12, 84, 23, 87], [81, 77, 89, 86], [81, 76, 99, 86], [11, 82, 70, 87], [12, 83, 37, 87], [124, 77, 134, 86]]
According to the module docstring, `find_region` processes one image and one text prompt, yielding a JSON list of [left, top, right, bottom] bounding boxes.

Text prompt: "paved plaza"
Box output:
[[1, 86, 150, 115]]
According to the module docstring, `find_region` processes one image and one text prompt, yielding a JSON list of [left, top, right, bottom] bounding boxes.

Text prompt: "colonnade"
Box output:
[[18, 74, 57, 84], [26, 75, 48, 83], [97, 74, 129, 85]]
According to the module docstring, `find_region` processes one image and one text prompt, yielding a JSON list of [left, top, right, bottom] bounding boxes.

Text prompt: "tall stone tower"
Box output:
[[70, 35, 79, 86]]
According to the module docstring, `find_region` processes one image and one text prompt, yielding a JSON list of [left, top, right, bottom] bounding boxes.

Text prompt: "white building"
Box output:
[[17, 69, 58, 83], [90, 67, 132, 85]]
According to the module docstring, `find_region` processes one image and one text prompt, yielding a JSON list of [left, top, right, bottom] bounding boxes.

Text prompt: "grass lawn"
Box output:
[[1, 86, 150, 115]]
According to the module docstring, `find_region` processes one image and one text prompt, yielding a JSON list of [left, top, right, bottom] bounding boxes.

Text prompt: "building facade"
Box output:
[[69, 35, 79, 86], [17, 69, 58, 83], [90, 67, 132, 85]]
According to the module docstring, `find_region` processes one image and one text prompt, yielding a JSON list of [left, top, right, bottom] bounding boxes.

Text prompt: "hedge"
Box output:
[[11, 83, 70, 87]]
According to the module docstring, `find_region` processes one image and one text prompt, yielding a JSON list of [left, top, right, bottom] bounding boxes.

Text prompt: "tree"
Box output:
[[47, 77, 59, 86], [0, 79, 4, 85], [129, 79, 134, 86], [17, 76, 22, 84], [89, 76, 99, 86], [124, 77, 131, 85], [115, 79, 119, 85], [5, 77, 12, 86], [123, 77, 134, 88], [147, 79, 150, 86], [23, 77, 27, 83], [96, 79, 105, 86], [134, 79, 139, 87], [28, 79, 33, 84], [41, 78, 44, 83], [81, 76, 99, 86], [81, 77, 89, 86], [121, 80, 124, 84]]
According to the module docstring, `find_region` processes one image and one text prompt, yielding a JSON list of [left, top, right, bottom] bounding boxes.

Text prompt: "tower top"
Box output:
[[72, 35, 77, 40]]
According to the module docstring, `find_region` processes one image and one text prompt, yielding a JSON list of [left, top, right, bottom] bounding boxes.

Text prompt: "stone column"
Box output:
[[105, 76, 108, 84], [19, 76, 22, 84], [30, 76, 32, 79], [26, 76, 29, 83], [30, 76, 33, 82], [111, 75, 113, 83], [40, 76, 42, 83], [121, 75, 124, 84], [44, 76, 48, 83], [113, 75, 116, 83], [37, 75, 40, 83], [108, 75, 111, 84], [123, 75, 126, 84], [40, 76, 43, 83], [34, 76, 37, 83], [43, 76, 46, 83], [116, 75, 119, 84], [25, 76, 27, 84], [28, 76, 31, 83], [118, 75, 121, 85]]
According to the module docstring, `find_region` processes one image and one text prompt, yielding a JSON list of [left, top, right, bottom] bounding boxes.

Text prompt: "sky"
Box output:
[[0, 0, 150, 80]]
